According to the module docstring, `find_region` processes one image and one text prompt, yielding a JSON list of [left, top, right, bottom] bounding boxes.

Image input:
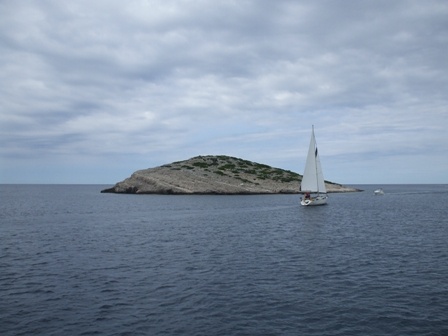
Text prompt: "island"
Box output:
[[101, 155, 362, 194]]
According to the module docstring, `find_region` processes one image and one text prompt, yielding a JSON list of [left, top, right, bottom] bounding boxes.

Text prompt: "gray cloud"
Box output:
[[1, 0, 447, 183]]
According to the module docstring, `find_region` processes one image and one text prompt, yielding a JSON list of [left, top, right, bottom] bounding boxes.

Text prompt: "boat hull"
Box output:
[[300, 195, 328, 206]]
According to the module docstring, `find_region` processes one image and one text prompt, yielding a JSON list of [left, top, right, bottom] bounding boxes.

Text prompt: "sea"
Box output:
[[1, 184, 447, 336]]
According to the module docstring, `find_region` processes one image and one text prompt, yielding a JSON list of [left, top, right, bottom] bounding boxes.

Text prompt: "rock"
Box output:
[[101, 155, 362, 194]]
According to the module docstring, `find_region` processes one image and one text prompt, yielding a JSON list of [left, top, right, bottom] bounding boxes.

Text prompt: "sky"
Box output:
[[1, 0, 447, 185]]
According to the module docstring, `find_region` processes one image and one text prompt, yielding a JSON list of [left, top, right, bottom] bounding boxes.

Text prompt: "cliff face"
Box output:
[[101, 155, 361, 194]]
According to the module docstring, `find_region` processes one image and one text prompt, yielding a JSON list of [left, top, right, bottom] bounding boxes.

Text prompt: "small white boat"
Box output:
[[300, 126, 328, 206], [374, 188, 384, 195]]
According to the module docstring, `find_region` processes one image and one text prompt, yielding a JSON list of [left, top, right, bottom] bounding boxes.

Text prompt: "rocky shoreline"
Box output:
[[101, 155, 362, 195]]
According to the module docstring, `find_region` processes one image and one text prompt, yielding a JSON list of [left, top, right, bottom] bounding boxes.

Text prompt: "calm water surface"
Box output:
[[1, 184, 447, 335]]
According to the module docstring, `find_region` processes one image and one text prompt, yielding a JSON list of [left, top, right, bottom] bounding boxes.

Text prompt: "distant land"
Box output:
[[101, 155, 361, 195]]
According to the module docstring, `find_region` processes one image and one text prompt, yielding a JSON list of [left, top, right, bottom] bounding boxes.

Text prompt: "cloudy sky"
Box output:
[[1, 0, 447, 185]]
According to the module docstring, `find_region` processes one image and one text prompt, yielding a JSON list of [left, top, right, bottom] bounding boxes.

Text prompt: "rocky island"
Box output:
[[101, 155, 361, 194]]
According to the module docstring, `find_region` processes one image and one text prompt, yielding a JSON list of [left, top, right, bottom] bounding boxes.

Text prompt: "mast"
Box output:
[[313, 126, 326, 194], [312, 126, 319, 193]]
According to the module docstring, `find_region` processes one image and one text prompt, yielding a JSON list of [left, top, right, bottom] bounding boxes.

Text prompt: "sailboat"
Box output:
[[300, 126, 328, 206]]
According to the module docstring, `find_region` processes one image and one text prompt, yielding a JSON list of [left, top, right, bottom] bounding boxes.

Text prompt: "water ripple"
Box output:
[[1, 185, 448, 335]]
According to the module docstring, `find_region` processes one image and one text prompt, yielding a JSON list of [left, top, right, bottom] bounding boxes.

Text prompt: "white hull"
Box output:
[[374, 188, 384, 195], [301, 195, 328, 206]]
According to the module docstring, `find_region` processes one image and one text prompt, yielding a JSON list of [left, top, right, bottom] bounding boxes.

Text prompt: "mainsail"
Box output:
[[301, 126, 327, 193]]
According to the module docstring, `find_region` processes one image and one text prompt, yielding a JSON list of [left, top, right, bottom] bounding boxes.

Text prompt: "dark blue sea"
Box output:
[[1, 184, 447, 336]]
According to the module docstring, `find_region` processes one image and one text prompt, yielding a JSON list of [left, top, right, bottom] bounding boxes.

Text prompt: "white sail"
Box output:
[[301, 126, 327, 193]]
